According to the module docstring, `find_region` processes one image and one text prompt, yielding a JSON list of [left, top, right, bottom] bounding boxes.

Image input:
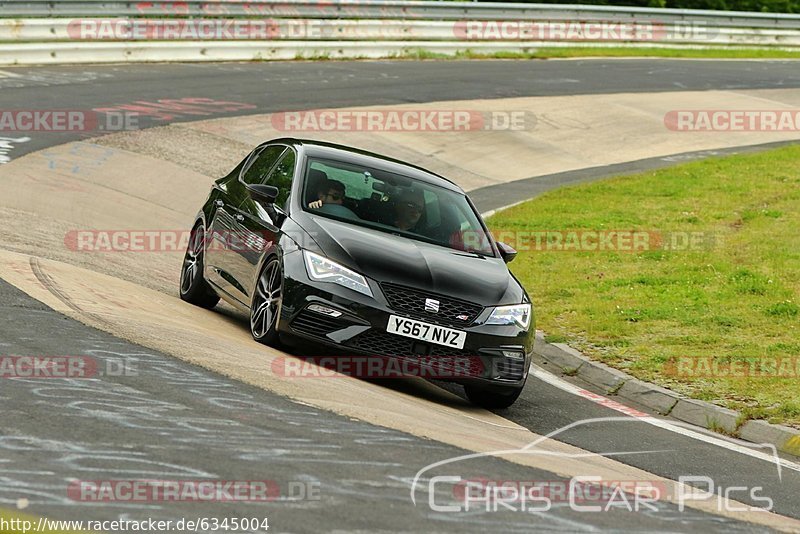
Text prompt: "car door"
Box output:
[[205, 144, 285, 305], [232, 146, 297, 303]]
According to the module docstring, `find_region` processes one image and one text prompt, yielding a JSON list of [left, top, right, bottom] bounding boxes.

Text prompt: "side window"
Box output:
[[265, 148, 296, 207], [241, 146, 285, 185]]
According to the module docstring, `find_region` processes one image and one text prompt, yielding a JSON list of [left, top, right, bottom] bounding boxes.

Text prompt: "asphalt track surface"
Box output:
[[3, 58, 800, 158], [0, 279, 767, 532], [2, 59, 800, 531]]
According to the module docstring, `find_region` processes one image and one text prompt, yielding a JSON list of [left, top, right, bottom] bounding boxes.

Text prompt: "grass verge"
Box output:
[[486, 144, 800, 428], [397, 46, 800, 60]]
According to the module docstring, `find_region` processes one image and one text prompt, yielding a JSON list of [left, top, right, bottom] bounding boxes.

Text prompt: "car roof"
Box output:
[[260, 137, 465, 194]]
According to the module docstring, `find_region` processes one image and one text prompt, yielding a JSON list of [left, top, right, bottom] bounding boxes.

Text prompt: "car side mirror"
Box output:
[[245, 183, 279, 204], [497, 242, 517, 263]]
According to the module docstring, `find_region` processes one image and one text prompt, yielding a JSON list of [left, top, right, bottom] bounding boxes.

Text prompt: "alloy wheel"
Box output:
[[251, 260, 282, 340]]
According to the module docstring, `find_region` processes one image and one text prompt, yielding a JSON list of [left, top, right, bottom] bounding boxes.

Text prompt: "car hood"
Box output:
[[304, 214, 520, 306]]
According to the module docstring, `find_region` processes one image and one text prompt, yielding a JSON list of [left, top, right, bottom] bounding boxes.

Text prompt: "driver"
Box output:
[[308, 179, 346, 209], [393, 188, 425, 231]]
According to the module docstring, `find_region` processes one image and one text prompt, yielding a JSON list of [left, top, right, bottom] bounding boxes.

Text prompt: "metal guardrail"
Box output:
[[3, 18, 800, 46], [1, 1, 800, 27], [0, 1, 798, 65]]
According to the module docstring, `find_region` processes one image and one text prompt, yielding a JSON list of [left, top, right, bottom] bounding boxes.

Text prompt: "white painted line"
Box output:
[[480, 198, 527, 220], [531, 364, 800, 477], [0, 69, 21, 78], [450, 410, 526, 430]]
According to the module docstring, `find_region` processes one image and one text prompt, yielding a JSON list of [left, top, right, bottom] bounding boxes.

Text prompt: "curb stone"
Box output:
[[532, 332, 800, 458], [537, 341, 586, 373], [617, 379, 678, 415], [669, 399, 740, 435], [575, 358, 629, 392], [739, 420, 800, 456]]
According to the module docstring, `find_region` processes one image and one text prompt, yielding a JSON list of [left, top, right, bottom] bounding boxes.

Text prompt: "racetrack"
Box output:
[[2, 59, 800, 531]]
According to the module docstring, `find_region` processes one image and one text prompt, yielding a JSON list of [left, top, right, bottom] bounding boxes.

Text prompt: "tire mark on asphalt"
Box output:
[[28, 256, 110, 327]]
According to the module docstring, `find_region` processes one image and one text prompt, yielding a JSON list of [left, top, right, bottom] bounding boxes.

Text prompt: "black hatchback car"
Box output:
[[180, 138, 533, 408]]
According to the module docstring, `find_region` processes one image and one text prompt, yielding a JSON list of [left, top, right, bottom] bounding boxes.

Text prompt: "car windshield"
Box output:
[[302, 157, 495, 256]]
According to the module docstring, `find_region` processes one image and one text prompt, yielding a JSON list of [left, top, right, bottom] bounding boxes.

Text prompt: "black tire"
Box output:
[[179, 223, 220, 309], [464, 383, 524, 409], [250, 257, 283, 346]]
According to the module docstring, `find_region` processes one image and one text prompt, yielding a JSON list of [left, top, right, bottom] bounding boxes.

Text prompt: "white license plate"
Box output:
[[386, 315, 466, 350]]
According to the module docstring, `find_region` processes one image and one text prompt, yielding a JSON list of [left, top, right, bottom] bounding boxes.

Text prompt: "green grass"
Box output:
[[507, 46, 800, 59], [5, 44, 796, 62], [393, 46, 800, 61], [486, 145, 800, 428]]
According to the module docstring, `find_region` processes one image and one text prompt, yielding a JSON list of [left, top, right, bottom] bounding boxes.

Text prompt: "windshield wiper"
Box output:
[[460, 248, 491, 258]]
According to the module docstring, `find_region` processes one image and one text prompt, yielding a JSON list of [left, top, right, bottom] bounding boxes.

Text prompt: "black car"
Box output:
[[180, 138, 534, 408]]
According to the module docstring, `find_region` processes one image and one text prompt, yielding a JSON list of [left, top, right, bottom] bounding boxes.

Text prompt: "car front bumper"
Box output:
[[276, 251, 534, 389]]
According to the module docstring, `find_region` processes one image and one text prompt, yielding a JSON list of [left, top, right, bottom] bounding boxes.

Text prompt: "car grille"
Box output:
[[290, 309, 343, 338], [348, 329, 411, 356], [379, 283, 483, 327], [347, 330, 485, 378]]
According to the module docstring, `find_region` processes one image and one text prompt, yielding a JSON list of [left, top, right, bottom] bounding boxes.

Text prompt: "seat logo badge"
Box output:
[[425, 298, 440, 313], [456, 314, 469, 321]]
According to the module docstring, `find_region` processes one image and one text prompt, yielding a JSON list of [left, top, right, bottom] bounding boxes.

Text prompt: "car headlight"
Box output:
[[485, 303, 531, 329], [303, 250, 373, 298]]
